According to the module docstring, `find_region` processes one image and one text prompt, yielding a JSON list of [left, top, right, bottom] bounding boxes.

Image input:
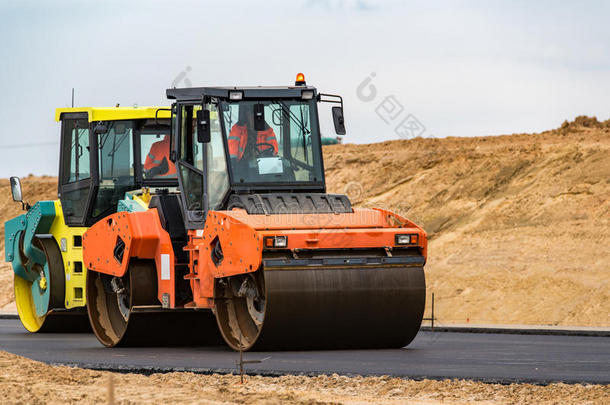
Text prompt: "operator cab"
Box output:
[[167, 74, 347, 229], [55, 107, 177, 226]]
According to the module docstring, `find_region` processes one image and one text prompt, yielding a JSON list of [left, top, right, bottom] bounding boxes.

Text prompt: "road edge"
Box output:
[[51, 362, 610, 386], [419, 326, 610, 338]]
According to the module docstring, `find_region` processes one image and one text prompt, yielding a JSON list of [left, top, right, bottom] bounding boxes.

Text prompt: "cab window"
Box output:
[[219, 99, 323, 184], [59, 117, 92, 225], [206, 104, 229, 209], [140, 121, 176, 180], [91, 120, 136, 218], [61, 119, 90, 184]]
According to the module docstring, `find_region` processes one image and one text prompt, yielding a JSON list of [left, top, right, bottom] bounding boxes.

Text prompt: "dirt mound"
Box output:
[[1, 351, 607, 404], [1, 117, 609, 325], [560, 115, 610, 132], [324, 116, 610, 326]]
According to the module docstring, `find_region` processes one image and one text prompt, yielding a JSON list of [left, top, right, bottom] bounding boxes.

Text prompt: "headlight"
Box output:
[[301, 90, 314, 100], [264, 235, 288, 248], [395, 234, 418, 245], [274, 236, 287, 248], [229, 91, 243, 100]]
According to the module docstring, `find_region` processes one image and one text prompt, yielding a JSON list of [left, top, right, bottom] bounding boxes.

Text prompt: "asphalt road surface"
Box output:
[[0, 319, 608, 384]]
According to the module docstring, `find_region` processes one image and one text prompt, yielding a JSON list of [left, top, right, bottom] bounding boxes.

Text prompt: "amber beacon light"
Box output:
[[295, 72, 306, 86]]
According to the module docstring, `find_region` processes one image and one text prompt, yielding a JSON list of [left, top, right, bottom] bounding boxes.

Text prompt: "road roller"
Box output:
[[84, 74, 427, 350], [4, 106, 183, 332]]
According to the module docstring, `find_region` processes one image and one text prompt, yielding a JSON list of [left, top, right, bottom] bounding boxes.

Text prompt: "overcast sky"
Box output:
[[1, 0, 609, 177]]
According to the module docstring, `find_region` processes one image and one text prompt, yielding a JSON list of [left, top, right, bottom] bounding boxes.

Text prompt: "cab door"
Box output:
[[175, 104, 205, 229], [175, 103, 230, 230], [58, 113, 94, 226]]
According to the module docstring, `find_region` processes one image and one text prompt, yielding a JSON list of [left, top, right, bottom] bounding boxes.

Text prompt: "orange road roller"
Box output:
[[83, 74, 427, 350]]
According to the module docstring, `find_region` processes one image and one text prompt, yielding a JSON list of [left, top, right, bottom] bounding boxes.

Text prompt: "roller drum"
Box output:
[[86, 260, 222, 347], [215, 250, 426, 351]]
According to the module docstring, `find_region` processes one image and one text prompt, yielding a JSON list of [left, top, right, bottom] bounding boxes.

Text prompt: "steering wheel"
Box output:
[[255, 142, 276, 158]]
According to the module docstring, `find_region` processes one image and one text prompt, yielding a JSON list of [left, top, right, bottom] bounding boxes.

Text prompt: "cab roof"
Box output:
[[166, 86, 317, 102], [55, 107, 171, 122]]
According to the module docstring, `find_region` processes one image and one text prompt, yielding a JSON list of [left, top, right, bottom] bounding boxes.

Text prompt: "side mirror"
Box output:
[[254, 104, 266, 131], [196, 109, 211, 143], [332, 106, 346, 135], [272, 108, 283, 126], [10, 176, 30, 210], [10, 176, 22, 202], [94, 122, 108, 134]]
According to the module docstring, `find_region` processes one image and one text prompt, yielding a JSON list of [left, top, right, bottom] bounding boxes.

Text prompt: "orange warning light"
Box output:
[[295, 73, 306, 85]]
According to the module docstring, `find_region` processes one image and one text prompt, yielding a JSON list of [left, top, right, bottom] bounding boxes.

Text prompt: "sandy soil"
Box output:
[[1, 117, 609, 326], [324, 116, 610, 327], [0, 351, 607, 405]]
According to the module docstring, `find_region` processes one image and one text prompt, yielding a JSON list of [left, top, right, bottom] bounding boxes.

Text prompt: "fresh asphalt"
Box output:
[[0, 318, 608, 384]]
